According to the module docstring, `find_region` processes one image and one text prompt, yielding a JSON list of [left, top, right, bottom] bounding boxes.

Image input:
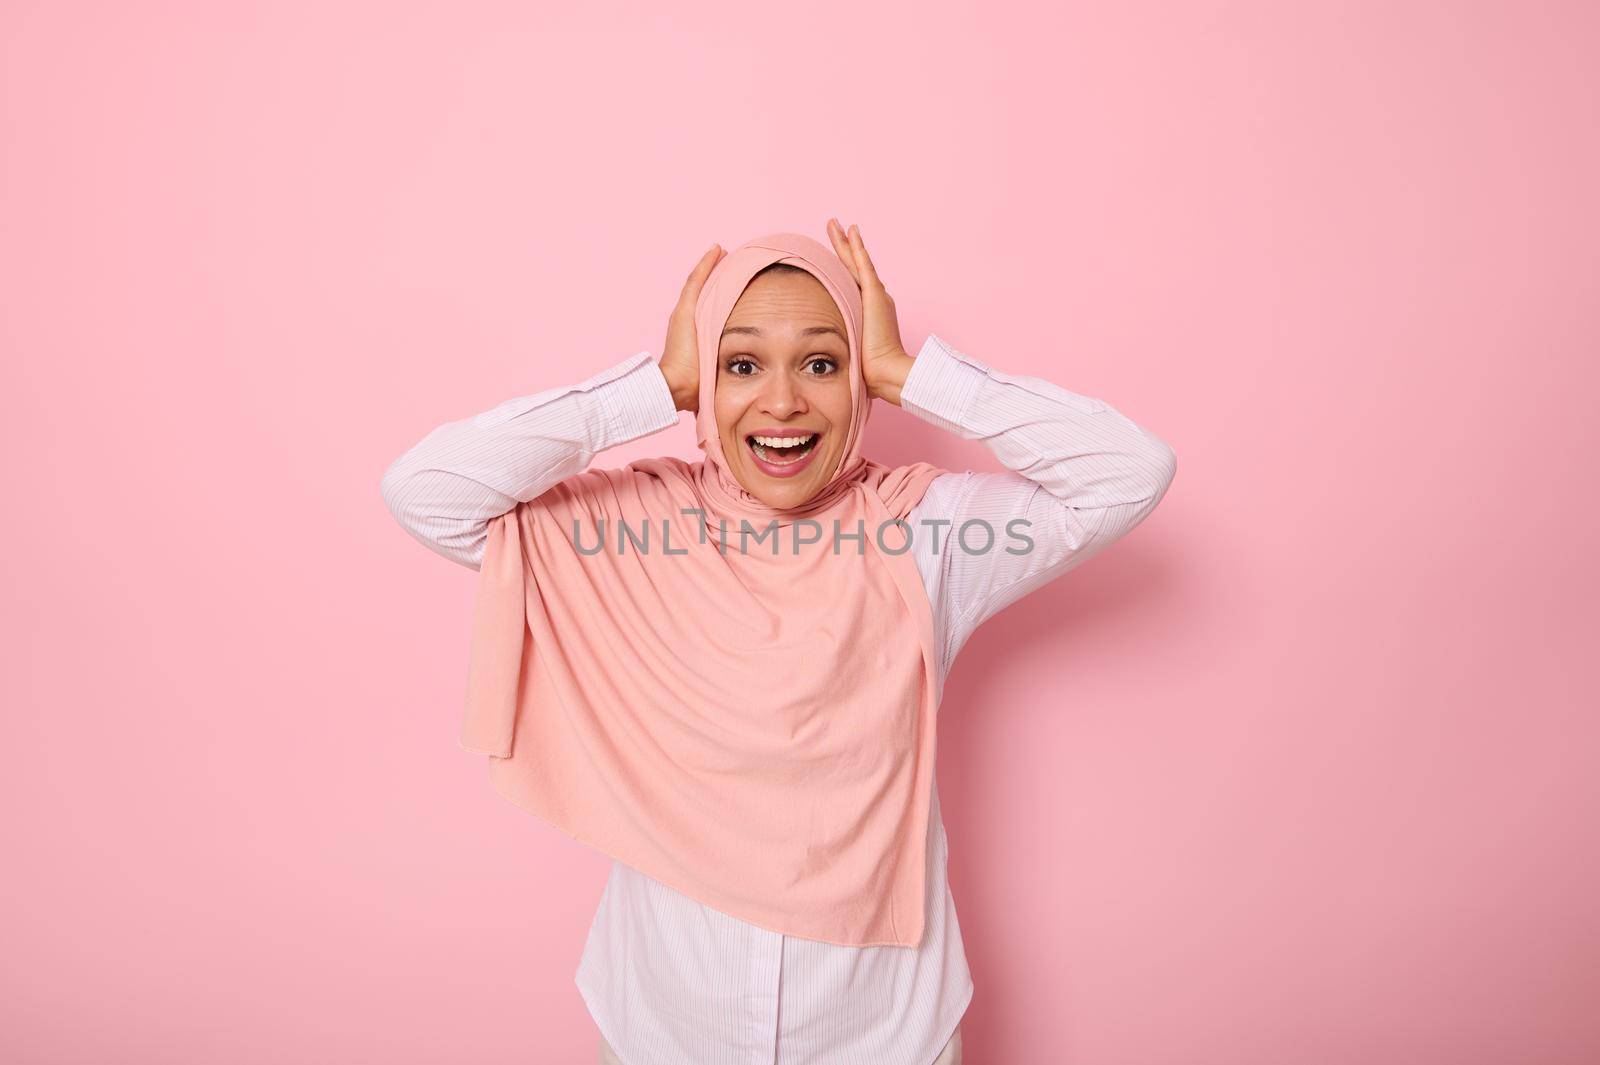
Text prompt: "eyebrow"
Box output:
[[719, 324, 847, 342]]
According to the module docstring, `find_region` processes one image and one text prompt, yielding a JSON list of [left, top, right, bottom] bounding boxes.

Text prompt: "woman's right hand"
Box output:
[[658, 243, 724, 412]]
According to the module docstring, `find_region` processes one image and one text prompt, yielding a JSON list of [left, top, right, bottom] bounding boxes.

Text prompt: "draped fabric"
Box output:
[[461, 233, 950, 946]]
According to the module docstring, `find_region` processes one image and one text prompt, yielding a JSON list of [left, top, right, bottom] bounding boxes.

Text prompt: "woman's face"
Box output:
[[714, 268, 854, 509]]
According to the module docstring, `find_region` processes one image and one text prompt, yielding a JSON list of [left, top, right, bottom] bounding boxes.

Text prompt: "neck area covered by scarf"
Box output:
[[459, 233, 951, 947]]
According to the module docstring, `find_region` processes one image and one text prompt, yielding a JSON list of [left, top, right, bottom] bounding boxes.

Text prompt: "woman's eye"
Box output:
[[724, 356, 835, 376]]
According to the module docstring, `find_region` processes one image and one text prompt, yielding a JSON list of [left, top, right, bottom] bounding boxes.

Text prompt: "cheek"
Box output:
[[817, 381, 854, 430], [713, 390, 742, 443]]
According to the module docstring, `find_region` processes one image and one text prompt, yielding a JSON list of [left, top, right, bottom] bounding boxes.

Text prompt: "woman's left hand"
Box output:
[[827, 218, 915, 406]]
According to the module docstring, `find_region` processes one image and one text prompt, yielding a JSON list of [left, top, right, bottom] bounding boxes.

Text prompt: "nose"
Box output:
[[757, 368, 809, 419]]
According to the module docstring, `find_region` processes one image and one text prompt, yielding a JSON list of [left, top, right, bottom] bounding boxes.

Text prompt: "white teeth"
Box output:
[[751, 434, 816, 449]]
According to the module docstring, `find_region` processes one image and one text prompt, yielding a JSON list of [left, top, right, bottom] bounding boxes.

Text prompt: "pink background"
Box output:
[[4, 2, 1596, 1062]]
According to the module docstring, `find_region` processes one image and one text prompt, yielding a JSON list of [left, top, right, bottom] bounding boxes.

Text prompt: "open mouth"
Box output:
[[745, 431, 825, 463]]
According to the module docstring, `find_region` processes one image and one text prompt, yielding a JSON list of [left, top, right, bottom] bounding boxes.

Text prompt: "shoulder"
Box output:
[[523, 456, 697, 517], [907, 471, 973, 524], [625, 455, 697, 479]]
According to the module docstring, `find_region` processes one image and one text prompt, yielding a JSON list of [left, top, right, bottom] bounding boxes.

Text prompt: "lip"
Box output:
[[744, 429, 823, 479], [746, 427, 816, 439]]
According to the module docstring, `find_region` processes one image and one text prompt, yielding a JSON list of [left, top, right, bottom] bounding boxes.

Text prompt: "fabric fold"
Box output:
[[459, 232, 951, 947]]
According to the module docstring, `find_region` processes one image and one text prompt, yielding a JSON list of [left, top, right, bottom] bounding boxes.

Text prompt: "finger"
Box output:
[[844, 223, 873, 288], [827, 218, 861, 285], [692, 243, 721, 280], [679, 243, 722, 306], [848, 225, 882, 288], [827, 218, 859, 283]]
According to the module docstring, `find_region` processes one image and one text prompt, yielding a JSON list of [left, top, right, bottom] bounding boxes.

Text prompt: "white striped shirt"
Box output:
[[381, 334, 1177, 1064]]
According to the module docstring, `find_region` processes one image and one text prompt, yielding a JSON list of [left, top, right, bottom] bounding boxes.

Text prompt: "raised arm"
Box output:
[[379, 351, 680, 570], [900, 333, 1177, 669]]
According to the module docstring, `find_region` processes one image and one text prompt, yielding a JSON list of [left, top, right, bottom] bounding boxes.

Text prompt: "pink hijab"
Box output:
[[461, 232, 950, 947]]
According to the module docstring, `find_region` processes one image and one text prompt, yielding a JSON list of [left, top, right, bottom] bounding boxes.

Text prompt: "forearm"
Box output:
[[901, 333, 1177, 640], [379, 351, 679, 569], [901, 334, 1176, 509]]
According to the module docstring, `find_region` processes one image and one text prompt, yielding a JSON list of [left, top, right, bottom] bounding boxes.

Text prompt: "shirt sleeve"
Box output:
[[379, 350, 680, 570], [900, 333, 1177, 670]]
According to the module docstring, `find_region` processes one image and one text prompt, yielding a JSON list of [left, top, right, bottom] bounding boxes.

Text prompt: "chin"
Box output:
[[762, 483, 818, 508], [733, 466, 834, 509]]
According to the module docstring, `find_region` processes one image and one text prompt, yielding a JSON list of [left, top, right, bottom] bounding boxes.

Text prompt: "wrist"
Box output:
[[657, 361, 697, 412], [866, 349, 914, 407]]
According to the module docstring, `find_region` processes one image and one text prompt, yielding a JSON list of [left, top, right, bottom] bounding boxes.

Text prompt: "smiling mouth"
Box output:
[[746, 432, 820, 465]]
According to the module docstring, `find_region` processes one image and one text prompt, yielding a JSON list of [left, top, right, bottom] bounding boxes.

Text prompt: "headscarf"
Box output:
[[460, 232, 950, 947]]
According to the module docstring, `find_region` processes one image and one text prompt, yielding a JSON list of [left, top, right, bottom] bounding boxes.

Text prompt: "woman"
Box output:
[[380, 221, 1177, 1064]]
